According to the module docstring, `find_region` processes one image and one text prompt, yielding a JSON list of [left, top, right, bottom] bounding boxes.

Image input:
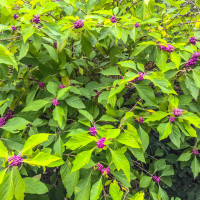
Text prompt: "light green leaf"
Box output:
[[193, 70, 200, 88], [81, 35, 92, 57], [0, 140, 8, 158], [101, 67, 121, 76], [21, 133, 51, 155], [157, 123, 172, 140], [191, 156, 200, 178], [66, 96, 86, 109], [109, 180, 123, 200], [23, 100, 49, 112], [57, 86, 70, 99], [23, 177, 48, 194], [170, 51, 181, 69], [154, 159, 166, 172], [60, 160, 79, 198], [139, 126, 149, 151], [71, 149, 93, 173], [18, 41, 29, 60], [110, 149, 130, 182], [53, 106, 64, 127], [106, 129, 121, 139], [145, 111, 168, 122], [129, 192, 145, 200], [185, 76, 199, 100], [21, 25, 35, 43], [156, 50, 167, 70], [178, 152, 192, 161], [140, 176, 152, 188], [46, 81, 58, 96], [53, 136, 64, 157], [0, 169, 7, 185], [118, 61, 136, 70], [43, 44, 58, 62], [90, 178, 103, 200], [75, 174, 91, 200], [79, 110, 93, 123], [161, 165, 174, 177]]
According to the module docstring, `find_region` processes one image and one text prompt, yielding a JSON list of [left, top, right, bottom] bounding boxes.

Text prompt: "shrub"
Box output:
[[0, 0, 200, 199]]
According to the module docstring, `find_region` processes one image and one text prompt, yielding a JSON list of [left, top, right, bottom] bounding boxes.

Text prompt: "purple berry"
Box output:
[[0, 117, 6, 128], [8, 155, 23, 166], [52, 98, 60, 106], [54, 42, 57, 48], [97, 163, 104, 171], [96, 137, 106, 148], [185, 52, 200, 68], [73, 20, 84, 29], [192, 149, 199, 155], [189, 36, 197, 45], [13, 14, 19, 19], [32, 15, 40, 24], [159, 44, 175, 52], [135, 23, 139, 28], [101, 167, 110, 175], [4, 110, 14, 120], [11, 26, 16, 31], [169, 117, 175, 122], [152, 176, 157, 181], [38, 82, 45, 88], [135, 117, 144, 124], [90, 127, 97, 136], [156, 177, 161, 183], [110, 15, 117, 23], [173, 108, 182, 116], [58, 84, 65, 89]]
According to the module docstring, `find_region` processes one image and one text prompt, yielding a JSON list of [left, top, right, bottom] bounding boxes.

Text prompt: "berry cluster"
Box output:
[[13, 14, 19, 19], [173, 108, 182, 116], [96, 137, 106, 148], [189, 36, 197, 45], [90, 127, 97, 136], [152, 176, 161, 183], [159, 44, 175, 52], [135, 23, 139, 28], [11, 26, 16, 31], [59, 84, 65, 89], [52, 98, 60, 106], [7, 155, 23, 166], [73, 20, 84, 29], [96, 163, 110, 175], [54, 42, 57, 48], [39, 82, 45, 88], [110, 15, 117, 23], [135, 117, 144, 124], [185, 52, 200, 68], [32, 15, 40, 24], [169, 117, 175, 122], [192, 149, 199, 155], [0, 110, 14, 128]]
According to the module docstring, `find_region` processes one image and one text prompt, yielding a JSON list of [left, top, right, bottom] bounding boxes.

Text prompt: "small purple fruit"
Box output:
[[110, 15, 117, 23], [169, 117, 175, 122], [73, 20, 84, 29], [135, 23, 140, 28], [13, 14, 19, 19]]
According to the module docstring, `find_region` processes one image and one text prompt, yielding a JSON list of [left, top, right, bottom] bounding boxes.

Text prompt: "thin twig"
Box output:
[[0, 36, 21, 41], [133, 160, 153, 176]]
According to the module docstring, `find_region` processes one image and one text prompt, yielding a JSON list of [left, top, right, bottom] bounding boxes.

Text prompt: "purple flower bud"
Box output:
[[13, 14, 19, 19], [110, 15, 117, 23], [32, 15, 40, 24], [38, 82, 45, 88], [135, 117, 144, 124], [121, 76, 124, 79], [11, 26, 16, 31], [73, 20, 84, 29], [95, 92, 101, 98], [52, 98, 60, 106], [173, 108, 182, 116], [90, 127, 97, 136], [96, 137, 106, 148], [59, 84, 65, 89], [189, 36, 197, 45], [54, 42, 57, 48], [138, 72, 147, 81], [8, 155, 23, 166], [135, 23, 140, 28], [169, 117, 175, 122], [192, 149, 199, 155]]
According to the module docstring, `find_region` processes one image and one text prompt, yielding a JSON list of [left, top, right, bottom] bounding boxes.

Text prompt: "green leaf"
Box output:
[[129, 192, 145, 200], [0, 169, 7, 185], [81, 35, 92, 57], [139, 126, 149, 151], [158, 186, 169, 200], [111, 26, 123, 39], [21, 25, 35, 43], [118, 61, 136, 70], [23, 100, 49, 112], [46, 81, 58, 96], [43, 44, 58, 62], [156, 50, 167, 70], [169, 125, 181, 148], [140, 176, 152, 188], [157, 123, 172, 140], [0, 45, 17, 70], [106, 129, 121, 139], [161, 165, 174, 177], [90, 178, 103, 200], [66, 96, 86, 109], [101, 67, 121, 76], [185, 76, 199, 100], [53, 106, 64, 127], [60, 160, 79, 198], [75, 173, 91, 200], [12, 167, 25, 200], [193, 70, 200, 88], [109, 180, 123, 200], [2, 117, 30, 133], [79, 110, 93, 123], [135, 84, 157, 106], [170, 51, 181, 69], [191, 156, 200, 178], [71, 149, 93, 173], [57, 86, 70, 99], [145, 111, 168, 122], [0, 140, 8, 158], [53, 136, 64, 157], [23, 177, 48, 194], [23, 152, 64, 167], [178, 152, 192, 161], [21, 133, 51, 155], [154, 159, 166, 172], [110, 149, 130, 182], [18, 41, 29, 60]]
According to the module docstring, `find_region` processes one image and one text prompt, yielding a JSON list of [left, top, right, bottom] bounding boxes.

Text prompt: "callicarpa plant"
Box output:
[[1, 0, 200, 199]]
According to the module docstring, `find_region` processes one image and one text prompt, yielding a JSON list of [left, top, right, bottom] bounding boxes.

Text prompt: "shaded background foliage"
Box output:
[[0, 0, 200, 199]]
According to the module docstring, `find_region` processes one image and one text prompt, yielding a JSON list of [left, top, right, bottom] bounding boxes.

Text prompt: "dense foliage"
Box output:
[[0, 0, 200, 199]]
